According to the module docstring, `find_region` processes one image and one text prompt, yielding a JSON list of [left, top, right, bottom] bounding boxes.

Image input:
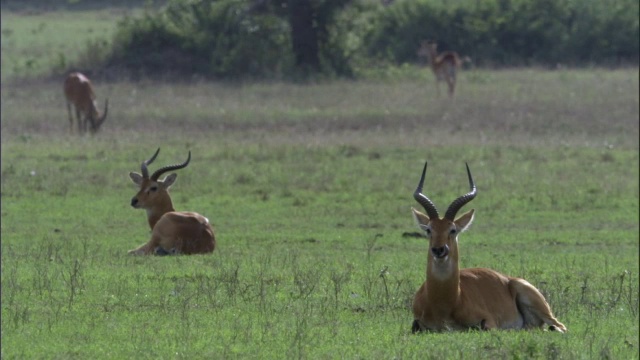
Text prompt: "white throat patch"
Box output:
[[430, 259, 454, 281]]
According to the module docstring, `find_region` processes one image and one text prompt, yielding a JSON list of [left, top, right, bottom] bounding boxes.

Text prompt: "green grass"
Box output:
[[2, 70, 639, 358], [0, 1, 163, 80], [1, 3, 639, 360]]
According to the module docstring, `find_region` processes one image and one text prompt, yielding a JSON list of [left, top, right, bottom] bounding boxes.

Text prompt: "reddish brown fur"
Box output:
[[418, 41, 463, 97], [63, 72, 108, 134], [410, 179, 566, 333], [128, 162, 216, 256]]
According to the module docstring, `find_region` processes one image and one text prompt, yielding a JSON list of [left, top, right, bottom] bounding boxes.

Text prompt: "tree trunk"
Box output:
[[288, 0, 320, 71]]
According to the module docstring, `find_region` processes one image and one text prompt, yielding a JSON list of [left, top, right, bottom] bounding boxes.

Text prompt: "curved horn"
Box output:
[[413, 162, 440, 219], [140, 148, 160, 179], [150, 151, 191, 181], [444, 163, 477, 221]]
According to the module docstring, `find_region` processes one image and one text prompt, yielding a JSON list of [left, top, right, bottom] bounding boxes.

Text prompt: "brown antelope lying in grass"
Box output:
[[418, 40, 466, 98], [63, 72, 109, 134], [128, 148, 216, 255], [410, 162, 567, 333]]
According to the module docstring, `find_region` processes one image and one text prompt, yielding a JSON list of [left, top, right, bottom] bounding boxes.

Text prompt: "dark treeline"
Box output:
[[85, 0, 638, 80]]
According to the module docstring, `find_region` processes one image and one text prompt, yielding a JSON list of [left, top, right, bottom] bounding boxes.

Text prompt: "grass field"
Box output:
[[2, 3, 639, 360], [0, 1, 163, 80]]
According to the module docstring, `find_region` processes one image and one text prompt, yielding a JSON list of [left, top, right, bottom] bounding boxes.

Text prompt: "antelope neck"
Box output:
[[145, 198, 175, 229], [426, 258, 461, 308], [427, 48, 438, 62]]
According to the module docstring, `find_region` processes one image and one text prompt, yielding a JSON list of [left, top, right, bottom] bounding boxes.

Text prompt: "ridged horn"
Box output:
[[150, 151, 191, 181], [140, 148, 160, 179], [413, 162, 440, 219], [444, 163, 477, 221]]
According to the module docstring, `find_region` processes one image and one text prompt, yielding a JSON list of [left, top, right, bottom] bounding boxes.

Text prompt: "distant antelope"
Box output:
[[409, 162, 567, 333], [128, 148, 216, 255], [63, 72, 108, 134], [418, 40, 464, 97]]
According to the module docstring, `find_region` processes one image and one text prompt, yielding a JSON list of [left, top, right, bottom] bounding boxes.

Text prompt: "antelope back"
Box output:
[[64, 73, 96, 110]]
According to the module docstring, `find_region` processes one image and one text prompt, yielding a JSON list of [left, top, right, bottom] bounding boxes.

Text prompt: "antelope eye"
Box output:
[[425, 228, 431, 235], [149, 186, 158, 192], [449, 228, 457, 235]]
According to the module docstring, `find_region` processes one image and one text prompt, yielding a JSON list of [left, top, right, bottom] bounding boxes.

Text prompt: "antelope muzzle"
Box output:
[[431, 245, 449, 259]]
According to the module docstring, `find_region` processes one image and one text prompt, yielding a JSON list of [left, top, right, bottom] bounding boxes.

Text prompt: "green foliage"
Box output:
[[323, 1, 380, 77], [4, 0, 637, 81], [108, 1, 287, 77], [106, 0, 290, 79], [366, 0, 640, 67], [563, 0, 640, 64], [103, 0, 369, 80], [305, 0, 366, 78]]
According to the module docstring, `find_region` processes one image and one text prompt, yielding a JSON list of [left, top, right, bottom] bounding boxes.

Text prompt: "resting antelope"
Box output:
[[63, 72, 109, 134], [128, 148, 216, 255], [418, 40, 463, 97], [410, 162, 567, 333]]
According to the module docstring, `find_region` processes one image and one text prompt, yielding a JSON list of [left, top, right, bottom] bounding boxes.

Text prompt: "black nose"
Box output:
[[431, 245, 449, 258], [131, 198, 138, 207]]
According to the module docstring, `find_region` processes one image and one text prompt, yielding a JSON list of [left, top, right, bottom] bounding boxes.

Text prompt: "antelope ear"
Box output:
[[129, 172, 143, 185], [161, 173, 178, 188], [412, 207, 431, 227], [454, 209, 475, 233]]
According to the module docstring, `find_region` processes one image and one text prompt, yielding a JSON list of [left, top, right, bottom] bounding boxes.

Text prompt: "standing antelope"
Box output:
[[410, 162, 567, 333], [418, 40, 463, 97], [63, 72, 109, 134], [128, 148, 216, 255]]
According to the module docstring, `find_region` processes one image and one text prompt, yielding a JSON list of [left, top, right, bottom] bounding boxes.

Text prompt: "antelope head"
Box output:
[[412, 162, 477, 275], [88, 98, 109, 134], [418, 40, 438, 60], [129, 148, 191, 228]]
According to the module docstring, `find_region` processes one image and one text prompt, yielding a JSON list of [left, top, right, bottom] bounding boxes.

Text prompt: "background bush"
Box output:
[[365, 0, 639, 67], [105, 0, 291, 80], [90, 0, 638, 80]]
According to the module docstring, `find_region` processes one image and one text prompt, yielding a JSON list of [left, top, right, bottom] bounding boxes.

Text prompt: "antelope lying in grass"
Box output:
[[418, 40, 465, 97], [410, 162, 567, 333], [128, 148, 216, 255], [63, 72, 109, 134]]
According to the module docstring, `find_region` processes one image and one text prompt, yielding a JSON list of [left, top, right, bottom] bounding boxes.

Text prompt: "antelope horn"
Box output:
[[141, 148, 160, 179], [150, 151, 191, 181], [444, 163, 477, 221], [413, 162, 440, 219]]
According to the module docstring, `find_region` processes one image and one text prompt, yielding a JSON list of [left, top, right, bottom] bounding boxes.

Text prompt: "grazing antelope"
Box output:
[[63, 72, 109, 134], [128, 148, 216, 255], [410, 162, 567, 333], [418, 40, 463, 97]]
